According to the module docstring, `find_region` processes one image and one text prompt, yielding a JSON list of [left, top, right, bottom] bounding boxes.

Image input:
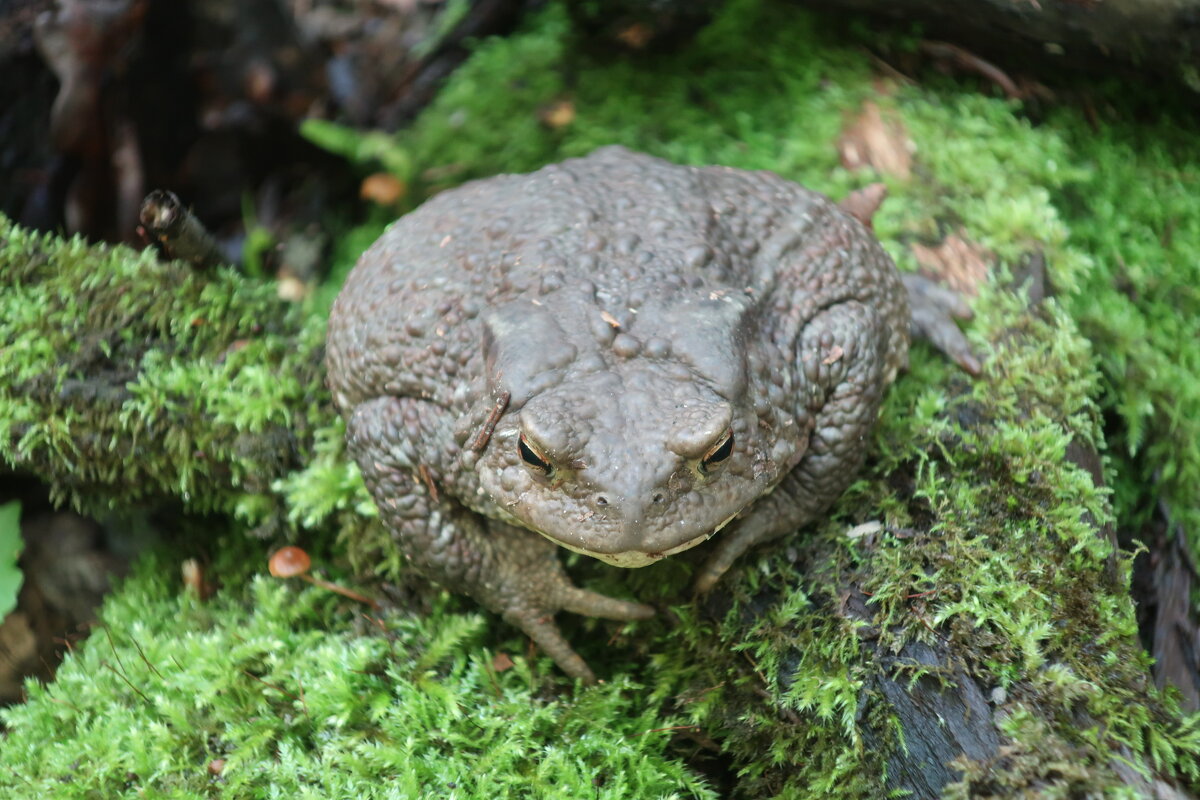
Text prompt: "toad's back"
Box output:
[[327, 146, 907, 412]]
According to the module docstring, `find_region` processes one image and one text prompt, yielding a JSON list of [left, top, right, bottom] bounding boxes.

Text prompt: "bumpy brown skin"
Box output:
[[327, 147, 910, 682]]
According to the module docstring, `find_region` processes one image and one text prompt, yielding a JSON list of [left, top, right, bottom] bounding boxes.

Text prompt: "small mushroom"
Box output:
[[268, 546, 378, 608], [268, 545, 311, 579]]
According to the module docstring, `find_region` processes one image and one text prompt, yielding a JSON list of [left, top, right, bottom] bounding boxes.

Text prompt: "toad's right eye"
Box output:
[[518, 433, 554, 475], [699, 428, 734, 475]]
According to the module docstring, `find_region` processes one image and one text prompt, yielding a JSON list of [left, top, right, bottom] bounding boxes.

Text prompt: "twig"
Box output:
[[636, 725, 703, 736], [417, 463, 439, 502], [139, 190, 226, 269], [101, 624, 130, 680], [919, 40, 1021, 100], [128, 631, 165, 681], [47, 695, 83, 714], [467, 391, 511, 452], [103, 662, 151, 704]]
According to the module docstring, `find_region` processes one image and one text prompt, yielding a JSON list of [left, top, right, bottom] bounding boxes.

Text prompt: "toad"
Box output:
[[326, 146, 974, 681]]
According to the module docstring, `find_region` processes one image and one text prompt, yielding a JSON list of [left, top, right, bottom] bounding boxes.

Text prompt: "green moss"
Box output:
[[896, 84, 1200, 547], [0, 500, 22, 619], [0, 218, 328, 519], [0, 539, 714, 799], [1050, 109, 1200, 541], [3, 0, 1200, 796]]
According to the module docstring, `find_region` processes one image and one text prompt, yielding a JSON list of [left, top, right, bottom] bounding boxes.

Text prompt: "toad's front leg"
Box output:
[[693, 299, 893, 593], [347, 396, 654, 683]]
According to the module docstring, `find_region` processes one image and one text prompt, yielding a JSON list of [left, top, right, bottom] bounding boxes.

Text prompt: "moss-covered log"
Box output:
[[2, 1, 1199, 797], [0, 216, 335, 534]]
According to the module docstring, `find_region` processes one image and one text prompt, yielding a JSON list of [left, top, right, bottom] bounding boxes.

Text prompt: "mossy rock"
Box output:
[[2, 0, 1199, 797]]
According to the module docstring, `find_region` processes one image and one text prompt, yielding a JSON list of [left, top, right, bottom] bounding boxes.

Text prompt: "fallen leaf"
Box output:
[[537, 98, 576, 130], [838, 101, 913, 180], [360, 173, 406, 206], [910, 231, 991, 296], [839, 183, 887, 229], [616, 23, 653, 49], [492, 652, 515, 673]]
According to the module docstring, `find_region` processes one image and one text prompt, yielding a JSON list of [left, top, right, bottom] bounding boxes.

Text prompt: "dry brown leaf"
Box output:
[[616, 23, 653, 49], [838, 101, 913, 180], [839, 183, 887, 229], [181, 558, 212, 600], [537, 98, 576, 130], [492, 652, 515, 673], [910, 231, 991, 296], [360, 172, 406, 206]]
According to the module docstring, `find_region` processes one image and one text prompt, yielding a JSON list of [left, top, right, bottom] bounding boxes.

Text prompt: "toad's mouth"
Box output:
[[536, 513, 740, 569]]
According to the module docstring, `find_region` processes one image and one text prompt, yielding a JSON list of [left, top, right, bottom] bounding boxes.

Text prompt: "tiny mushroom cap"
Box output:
[[269, 546, 312, 578]]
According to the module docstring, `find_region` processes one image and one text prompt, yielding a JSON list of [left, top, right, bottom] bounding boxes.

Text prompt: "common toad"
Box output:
[[326, 146, 971, 681]]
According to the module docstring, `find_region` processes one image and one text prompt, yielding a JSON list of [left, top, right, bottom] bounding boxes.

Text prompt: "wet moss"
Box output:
[[2, 0, 1199, 796], [0, 540, 715, 799], [0, 218, 328, 523]]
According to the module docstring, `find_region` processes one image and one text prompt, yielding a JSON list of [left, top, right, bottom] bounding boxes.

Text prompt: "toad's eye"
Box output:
[[699, 430, 734, 475], [518, 433, 554, 475]]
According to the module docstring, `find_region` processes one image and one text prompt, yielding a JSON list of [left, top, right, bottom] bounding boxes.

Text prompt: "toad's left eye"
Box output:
[[699, 430, 734, 474], [518, 433, 554, 476]]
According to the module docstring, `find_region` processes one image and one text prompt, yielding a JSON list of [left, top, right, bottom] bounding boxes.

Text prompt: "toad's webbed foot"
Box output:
[[472, 522, 655, 683], [902, 273, 982, 375]]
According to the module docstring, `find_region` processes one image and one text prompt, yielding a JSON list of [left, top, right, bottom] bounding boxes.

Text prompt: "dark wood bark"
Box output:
[[795, 0, 1200, 91], [855, 624, 1004, 797], [1132, 496, 1200, 713]]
